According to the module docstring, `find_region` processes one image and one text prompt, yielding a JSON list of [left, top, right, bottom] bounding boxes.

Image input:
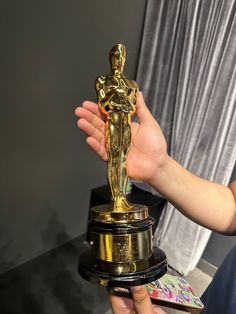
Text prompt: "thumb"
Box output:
[[136, 92, 155, 125], [131, 286, 153, 314]]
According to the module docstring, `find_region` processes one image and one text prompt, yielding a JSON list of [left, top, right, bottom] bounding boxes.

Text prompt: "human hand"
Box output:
[[75, 92, 168, 183], [108, 285, 166, 314]]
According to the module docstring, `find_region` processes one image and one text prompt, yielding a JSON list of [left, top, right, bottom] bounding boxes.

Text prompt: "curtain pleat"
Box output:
[[136, 0, 236, 274]]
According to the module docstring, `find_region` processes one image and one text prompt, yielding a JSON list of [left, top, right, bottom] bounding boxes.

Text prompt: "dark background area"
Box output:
[[0, 0, 147, 274]]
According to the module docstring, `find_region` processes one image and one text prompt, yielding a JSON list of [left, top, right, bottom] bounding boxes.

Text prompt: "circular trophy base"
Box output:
[[90, 203, 149, 223], [78, 243, 167, 287]]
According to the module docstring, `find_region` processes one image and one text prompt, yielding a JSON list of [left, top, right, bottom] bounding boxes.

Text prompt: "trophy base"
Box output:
[[78, 242, 167, 287], [90, 203, 148, 223]]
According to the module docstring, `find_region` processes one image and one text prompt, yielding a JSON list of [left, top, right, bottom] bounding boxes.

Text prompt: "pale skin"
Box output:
[[109, 286, 166, 314], [75, 92, 236, 313]]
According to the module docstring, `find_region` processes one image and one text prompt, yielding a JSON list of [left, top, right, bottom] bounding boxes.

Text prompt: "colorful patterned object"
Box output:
[[146, 274, 204, 313]]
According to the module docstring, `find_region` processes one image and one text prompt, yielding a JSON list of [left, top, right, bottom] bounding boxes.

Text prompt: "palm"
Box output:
[[75, 93, 167, 184], [126, 120, 167, 182]]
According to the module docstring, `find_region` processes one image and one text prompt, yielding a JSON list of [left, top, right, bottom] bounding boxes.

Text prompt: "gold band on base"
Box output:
[[90, 203, 148, 223], [92, 228, 152, 264], [96, 258, 150, 274]]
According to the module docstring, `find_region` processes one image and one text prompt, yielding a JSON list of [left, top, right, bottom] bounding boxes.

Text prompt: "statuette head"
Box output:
[[109, 44, 126, 73]]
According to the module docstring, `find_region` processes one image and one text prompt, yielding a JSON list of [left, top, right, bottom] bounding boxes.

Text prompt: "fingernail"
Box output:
[[131, 286, 142, 292]]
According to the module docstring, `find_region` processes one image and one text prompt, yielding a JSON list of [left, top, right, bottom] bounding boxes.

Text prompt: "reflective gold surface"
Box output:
[[78, 45, 166, 284], [96, 44, 138, 211], [96, 259, 150, 274], [90, 203, 148, 223], [92, 229, 152, 263], [89, 44, 156, 275]]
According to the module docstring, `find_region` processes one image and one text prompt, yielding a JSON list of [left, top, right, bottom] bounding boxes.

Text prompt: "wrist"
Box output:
[[148, 154, 173, 190]]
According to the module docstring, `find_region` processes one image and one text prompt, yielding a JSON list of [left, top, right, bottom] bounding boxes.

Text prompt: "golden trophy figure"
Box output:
[[78, 44, 167, 287]]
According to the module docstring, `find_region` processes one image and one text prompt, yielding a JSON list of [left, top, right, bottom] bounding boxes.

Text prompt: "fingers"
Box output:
[[109, 293, 134, 314], [75, 101, 107, 159], [131, 286, 153, 314], [136, 92, 155, 125], [81, 100, 105, 119], [75, 101, 105, 133], [151, 305, 167, 314], [86, 137, 108, 161], [75, 100, 103, 118], [77, 118, 105, 145], [108, 286, 167, 314]]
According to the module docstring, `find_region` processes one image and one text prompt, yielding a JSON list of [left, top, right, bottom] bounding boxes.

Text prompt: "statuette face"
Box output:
[[96, 44, 138, 211]]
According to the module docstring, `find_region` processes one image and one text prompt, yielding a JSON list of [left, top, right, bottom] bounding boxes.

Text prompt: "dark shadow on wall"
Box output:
[[41, 209, 93, 314], [21, 293, 45, 314], [0, 227, 19, 273], [0, 268, 46, 314], [0, 241, 15, 273], [0, 209, 109, 314]]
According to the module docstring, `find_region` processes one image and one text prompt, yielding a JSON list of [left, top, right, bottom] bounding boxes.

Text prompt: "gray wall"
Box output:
[[0, 0, 147, 274]]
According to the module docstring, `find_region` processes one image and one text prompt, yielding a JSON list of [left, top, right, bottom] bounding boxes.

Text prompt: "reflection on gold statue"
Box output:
[[78, 44, 166, 284], [96, 44, 138, 211]]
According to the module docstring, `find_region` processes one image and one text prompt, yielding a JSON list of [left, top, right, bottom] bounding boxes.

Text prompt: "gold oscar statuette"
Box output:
[[78, 44, 167, 287]]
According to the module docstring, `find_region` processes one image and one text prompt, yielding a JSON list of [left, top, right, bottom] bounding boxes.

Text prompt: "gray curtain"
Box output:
[[136, 0, 236, 275]]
